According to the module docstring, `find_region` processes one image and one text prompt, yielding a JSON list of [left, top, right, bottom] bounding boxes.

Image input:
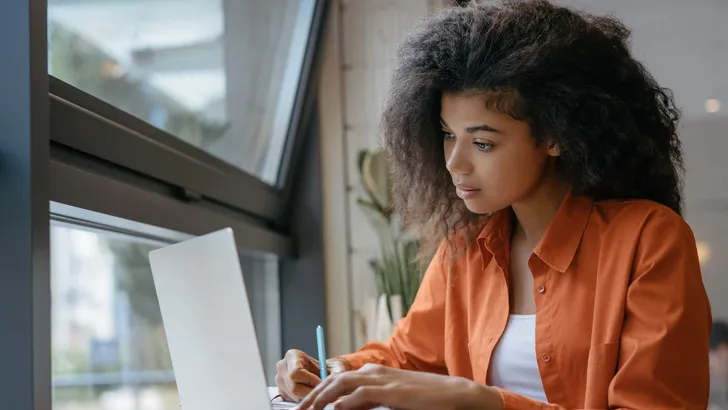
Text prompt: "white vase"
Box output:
[[362, 297, 378, 342], [372, 294, 404, 342], [389, 294, 403, 325]]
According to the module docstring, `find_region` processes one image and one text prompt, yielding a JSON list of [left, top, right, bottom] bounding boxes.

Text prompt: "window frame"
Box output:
[[48, 0, 329, 228], [0, 0, 51, 408], [48, 151, 292, 256], [49, 78, 283, 221]]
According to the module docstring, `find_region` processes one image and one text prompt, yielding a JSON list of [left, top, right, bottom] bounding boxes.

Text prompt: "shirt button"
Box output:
[[541, 353, 552, 363], [536, 284, 546, 293]]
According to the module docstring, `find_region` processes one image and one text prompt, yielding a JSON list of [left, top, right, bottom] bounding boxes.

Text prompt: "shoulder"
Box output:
[[594, 199, 701, 280], [586, 199, 698, 278], [591, 198, 692, 238]]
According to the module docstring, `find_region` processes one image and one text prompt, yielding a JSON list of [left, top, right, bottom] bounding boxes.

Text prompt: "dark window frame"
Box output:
[[48, 0, 329, 230], [0, 0, 51, 408], [49, 78, 283, 222]]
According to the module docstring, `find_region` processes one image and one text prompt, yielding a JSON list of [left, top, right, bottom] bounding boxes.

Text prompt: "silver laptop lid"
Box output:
[[149, 228, 271, 410]]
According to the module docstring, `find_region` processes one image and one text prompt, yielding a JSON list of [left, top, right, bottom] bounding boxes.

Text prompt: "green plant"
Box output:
[[356, 148, 423, 320]]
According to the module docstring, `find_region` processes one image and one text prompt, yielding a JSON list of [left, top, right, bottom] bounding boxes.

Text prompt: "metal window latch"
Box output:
[[180, 188, 202, 202]]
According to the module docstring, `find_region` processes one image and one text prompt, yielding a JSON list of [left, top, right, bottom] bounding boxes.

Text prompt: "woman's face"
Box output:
[[441, 92, 557, 214]]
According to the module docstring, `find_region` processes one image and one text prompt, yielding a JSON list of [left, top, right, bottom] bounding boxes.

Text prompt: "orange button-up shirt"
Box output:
[[340, 192, 711, 409]]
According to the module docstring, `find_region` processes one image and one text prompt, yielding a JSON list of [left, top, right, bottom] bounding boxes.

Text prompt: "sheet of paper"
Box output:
[[268, 387, 334, 409], [270, 397, 335, 410], [268, 386, 389, 410]]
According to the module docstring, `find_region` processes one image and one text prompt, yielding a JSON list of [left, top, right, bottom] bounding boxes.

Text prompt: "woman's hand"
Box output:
[[297, 363, 504, 410], [275, 349, 351, 402]]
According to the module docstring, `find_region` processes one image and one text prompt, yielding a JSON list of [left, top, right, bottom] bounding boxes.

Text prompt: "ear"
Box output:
[[547, 141, 560, 157]]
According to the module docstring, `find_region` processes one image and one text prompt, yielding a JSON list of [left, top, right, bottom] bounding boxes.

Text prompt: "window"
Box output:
[[51, 222, 281, 410], [51, 225, 176, 410], [48, 0, 317, 184]]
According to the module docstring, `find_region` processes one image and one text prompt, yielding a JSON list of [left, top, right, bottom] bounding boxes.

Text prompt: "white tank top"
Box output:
[[488, 314, 548, 403]]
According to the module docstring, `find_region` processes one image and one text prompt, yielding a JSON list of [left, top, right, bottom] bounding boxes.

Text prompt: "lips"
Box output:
[[455, 185, 481, 200]]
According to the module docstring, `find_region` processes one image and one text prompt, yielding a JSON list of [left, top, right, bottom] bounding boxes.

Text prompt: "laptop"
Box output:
[[148, 228, 312, 410]]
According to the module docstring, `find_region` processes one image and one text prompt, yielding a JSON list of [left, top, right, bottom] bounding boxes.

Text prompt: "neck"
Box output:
[[511, 178, 571, 245]]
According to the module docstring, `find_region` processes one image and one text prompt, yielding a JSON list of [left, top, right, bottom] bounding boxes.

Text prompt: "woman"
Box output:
[[278, 1, 712, 409]]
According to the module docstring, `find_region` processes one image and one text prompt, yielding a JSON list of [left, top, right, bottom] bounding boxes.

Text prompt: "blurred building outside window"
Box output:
[[48, 0, 316, 184]]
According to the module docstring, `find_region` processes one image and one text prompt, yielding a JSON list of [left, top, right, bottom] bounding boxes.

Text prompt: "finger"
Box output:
[[276, 357, 287, 372], [286, 349, 304, 372], [297, 373, 338, 410], [327, 358, 351, 375], [358, 363, 387, 375], [289, 383, 314, 402], [285, 373, 315, 402], [283, 367, 303, 401], [290, 367, 322, 387], [283, 351, 320, 401], [334, 386, 394, 410], [288, 349, 320, 375], [311, 374, 381, 410], [276, 358, 299, 401], [302, 355, 322, 374], [275, 373, 294, 403], [276, 358, 288, 380]]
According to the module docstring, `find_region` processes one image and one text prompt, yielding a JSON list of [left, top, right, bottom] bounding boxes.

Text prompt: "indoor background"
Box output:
[[0, 1, 725, 410]]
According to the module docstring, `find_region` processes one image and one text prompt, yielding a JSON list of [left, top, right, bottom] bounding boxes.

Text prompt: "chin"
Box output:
[[462, 199, 502, 215]]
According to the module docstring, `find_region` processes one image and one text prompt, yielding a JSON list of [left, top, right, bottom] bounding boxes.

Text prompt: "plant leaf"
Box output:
[[356, 150, 426, 321], [361, 149, 391, 212], [356, 198, 392, 241], [357, 149, 368, 176], [371, 259, 388, 298]]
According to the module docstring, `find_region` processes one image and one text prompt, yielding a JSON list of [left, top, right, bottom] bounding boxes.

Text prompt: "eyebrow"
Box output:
[[440, 118, 501, 134]]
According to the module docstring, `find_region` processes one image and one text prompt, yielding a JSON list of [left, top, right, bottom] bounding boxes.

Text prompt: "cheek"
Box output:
[[477, 145, 546, 188], [443, 141, 453, 161], [465, 145, 549, 211]]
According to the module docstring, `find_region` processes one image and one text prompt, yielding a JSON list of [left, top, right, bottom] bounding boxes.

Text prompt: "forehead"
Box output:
[[440, 91, 520, 128]]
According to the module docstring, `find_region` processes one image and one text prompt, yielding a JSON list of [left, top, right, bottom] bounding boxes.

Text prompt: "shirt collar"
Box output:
[[478, 190, 593, 273]]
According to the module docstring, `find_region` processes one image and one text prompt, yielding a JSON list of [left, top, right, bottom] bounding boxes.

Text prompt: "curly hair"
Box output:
[[382, 0, 684, 258]]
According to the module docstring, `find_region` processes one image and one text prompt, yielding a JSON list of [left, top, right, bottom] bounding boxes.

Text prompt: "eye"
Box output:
[[442, 131, 455, 140], [474, 141, 493, 152]]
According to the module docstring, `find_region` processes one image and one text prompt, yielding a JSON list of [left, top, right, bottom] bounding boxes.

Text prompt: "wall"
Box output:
[[682, 118, 728, 320], [319, 0, 450, 354], [341, 0, 449, 350]]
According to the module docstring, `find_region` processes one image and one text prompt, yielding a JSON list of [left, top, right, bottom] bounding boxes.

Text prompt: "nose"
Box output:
[[445, 141, 472, 175]]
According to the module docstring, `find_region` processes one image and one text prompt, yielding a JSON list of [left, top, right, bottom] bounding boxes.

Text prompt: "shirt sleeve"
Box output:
[[337, 242, 449, 374], [495, 211, 712, 410]]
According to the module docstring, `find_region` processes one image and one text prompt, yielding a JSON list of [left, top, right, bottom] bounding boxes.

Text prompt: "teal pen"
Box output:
[[316, 325, 328, 381]]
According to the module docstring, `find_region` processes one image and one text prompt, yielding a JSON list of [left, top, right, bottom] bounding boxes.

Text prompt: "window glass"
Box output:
[[51, 224, 280, 410], [48, 0, 317, 184]]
